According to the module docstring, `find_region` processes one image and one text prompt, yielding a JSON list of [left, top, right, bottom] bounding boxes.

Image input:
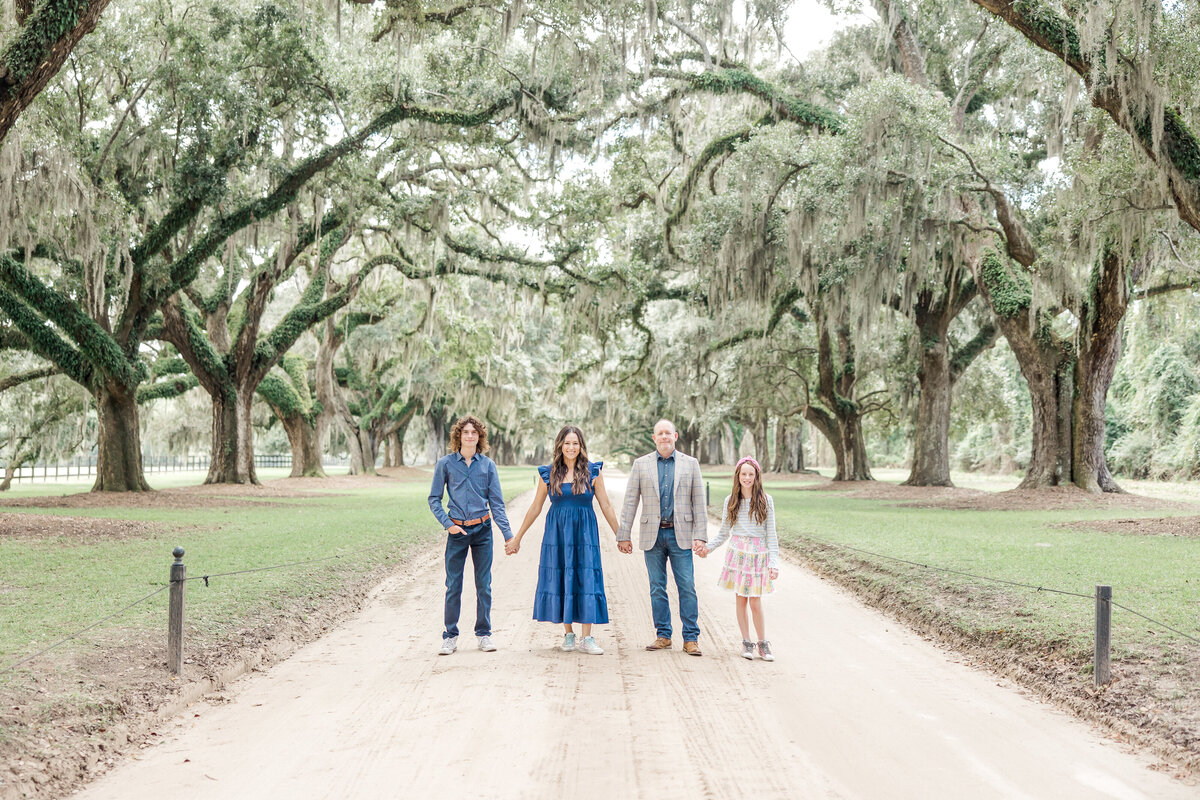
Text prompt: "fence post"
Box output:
[[705, 481, 710, 507], [1094, 584, 1112, 687], [168, 547, 187, 675]]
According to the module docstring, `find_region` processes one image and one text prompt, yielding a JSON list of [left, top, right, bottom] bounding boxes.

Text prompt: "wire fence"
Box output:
[[3, 532, 1198, 679], [3, 453, 309, 484], [0, 543, 385, 677], [798, 534, 1200, 646]]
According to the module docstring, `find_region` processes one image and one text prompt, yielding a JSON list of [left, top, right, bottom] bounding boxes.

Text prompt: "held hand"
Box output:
[[448, 525, 466, 536], [769, 568, 779, 580], [505, 537, 521, 556], [692, 541, 707, 558], [617, 540, 633, 555]]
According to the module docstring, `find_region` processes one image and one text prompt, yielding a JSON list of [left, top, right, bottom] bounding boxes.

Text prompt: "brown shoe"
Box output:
[[645, 637, 672, 651], [683, 641, 702, 656]]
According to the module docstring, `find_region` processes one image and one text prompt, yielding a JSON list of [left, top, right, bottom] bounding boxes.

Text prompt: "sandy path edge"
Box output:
[[70, 477, 1196, 800]]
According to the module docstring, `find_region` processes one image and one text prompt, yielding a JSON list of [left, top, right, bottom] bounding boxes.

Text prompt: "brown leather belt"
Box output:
[[659, 520, 674, 528], [451, 512, 491, 527]]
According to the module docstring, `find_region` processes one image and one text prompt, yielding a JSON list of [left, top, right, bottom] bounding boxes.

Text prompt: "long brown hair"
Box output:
[[549, 425, 591, 496], [449, 414, 490, 454], [725, 459, 768, 525]]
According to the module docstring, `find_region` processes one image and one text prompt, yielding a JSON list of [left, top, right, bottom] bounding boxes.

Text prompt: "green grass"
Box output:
[[768, 486, 1200, 658], [0, 466, 536, 679]]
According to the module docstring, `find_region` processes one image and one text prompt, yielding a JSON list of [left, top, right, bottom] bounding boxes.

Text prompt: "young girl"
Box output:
[[704, 456, 779, 661], [506, 426, 621, 655]]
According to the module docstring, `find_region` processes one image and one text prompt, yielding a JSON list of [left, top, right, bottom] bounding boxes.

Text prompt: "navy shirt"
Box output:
[[428, 451, 513, 541], [657, 450, 676, 524]]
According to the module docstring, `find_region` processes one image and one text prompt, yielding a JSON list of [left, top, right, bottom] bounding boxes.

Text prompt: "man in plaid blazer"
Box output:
[[617, 419, 707, 656]]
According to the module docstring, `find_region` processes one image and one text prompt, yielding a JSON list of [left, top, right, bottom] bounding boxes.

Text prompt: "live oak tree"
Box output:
[[0, 0, 523, 489]]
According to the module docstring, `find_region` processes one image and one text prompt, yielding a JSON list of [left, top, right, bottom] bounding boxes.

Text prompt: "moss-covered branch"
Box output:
[[950, 321, 1000, 380], [161, 90, 520, 303], [651, 67, 844, 133], [665, 125, 757, 260], [971, 0, 1200, 232], [978, 249, 1031, 319], [256, 372, 313, 421], [0, 285, 91, 386], [0, 365, 59, 393], [137, 375, 199, 402], [0, 0, 114, 143], [0, 255, 143, 387], [705, 286, 804, 355]]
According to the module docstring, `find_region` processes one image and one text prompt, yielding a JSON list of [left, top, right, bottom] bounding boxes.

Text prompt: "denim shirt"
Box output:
[[657, 450, 675, 524], [428, 452, 513, 540]]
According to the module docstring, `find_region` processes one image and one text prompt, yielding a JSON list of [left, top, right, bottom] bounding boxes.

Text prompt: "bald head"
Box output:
[[653, 419, 678, 457]]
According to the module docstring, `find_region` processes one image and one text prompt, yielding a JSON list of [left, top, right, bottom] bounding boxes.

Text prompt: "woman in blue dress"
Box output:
[[507, 425, 621, 655]]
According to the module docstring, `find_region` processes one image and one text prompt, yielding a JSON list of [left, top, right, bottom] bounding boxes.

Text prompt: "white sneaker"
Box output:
[[561, 633, 576, 652], [438, 636, 458, 655], [478, 635, 497, 652], [577, 636, 604, 655]]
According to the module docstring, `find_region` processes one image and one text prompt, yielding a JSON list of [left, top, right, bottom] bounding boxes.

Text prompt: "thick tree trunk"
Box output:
[[205, 388, 258, 484], [804, 404, 846, 480], [391, 410, 417, 467], [844, 414, 873, 481], [810, 318, 874, 481], [275, 411, 325, 477], [789, 425, 806, 472], [1072, 250, 1129, 493], [905, 334, 954, 486], [359, 427, 378, 474], [754, 416, 770, 467], [384, 431, 399, 467], [704, 433, 722, 465], [981, 256, 1124, 495], [425, 408, 447, 463], [772, 418, 788, 472], [314, 321, 371, 474], [973, 250, 1074, 488], [206, 390, 239, 484], [93, 382, 150, 491]]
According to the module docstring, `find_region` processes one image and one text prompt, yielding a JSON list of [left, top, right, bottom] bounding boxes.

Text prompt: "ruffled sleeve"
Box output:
[[537, 465, 551, 485], [589, 460, 604, 479]]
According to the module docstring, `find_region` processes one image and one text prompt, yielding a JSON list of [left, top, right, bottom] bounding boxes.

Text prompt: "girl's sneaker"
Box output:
[[561, 633, 576, 652], [741, 640, 755, 660], [577, 636, 604, 655], [757, 640, 774, 661]]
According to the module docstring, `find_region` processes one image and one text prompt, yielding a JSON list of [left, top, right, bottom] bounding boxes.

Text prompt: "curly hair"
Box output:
[[449, 414, 490, 454]]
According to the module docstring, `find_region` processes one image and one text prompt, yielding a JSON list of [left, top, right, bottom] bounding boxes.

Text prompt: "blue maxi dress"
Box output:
[[532, 461, 609, 624]]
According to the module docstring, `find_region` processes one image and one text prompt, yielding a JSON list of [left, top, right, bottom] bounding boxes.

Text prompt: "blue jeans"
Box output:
[[443, 520, 494, 639], [644, 527, 699, 641]]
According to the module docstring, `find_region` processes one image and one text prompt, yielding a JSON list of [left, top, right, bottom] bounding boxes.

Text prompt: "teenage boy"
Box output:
[[428, 414, 513, 655]]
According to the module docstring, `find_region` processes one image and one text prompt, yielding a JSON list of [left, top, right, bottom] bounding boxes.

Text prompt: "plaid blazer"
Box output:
[[617, 450, 707, 550]]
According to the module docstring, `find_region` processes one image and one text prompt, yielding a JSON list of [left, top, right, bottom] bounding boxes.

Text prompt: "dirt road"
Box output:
[[73, 478, 1194, 799]]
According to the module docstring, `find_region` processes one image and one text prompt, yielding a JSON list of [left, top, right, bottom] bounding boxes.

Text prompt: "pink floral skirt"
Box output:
[[716, 534, 774, 597]]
